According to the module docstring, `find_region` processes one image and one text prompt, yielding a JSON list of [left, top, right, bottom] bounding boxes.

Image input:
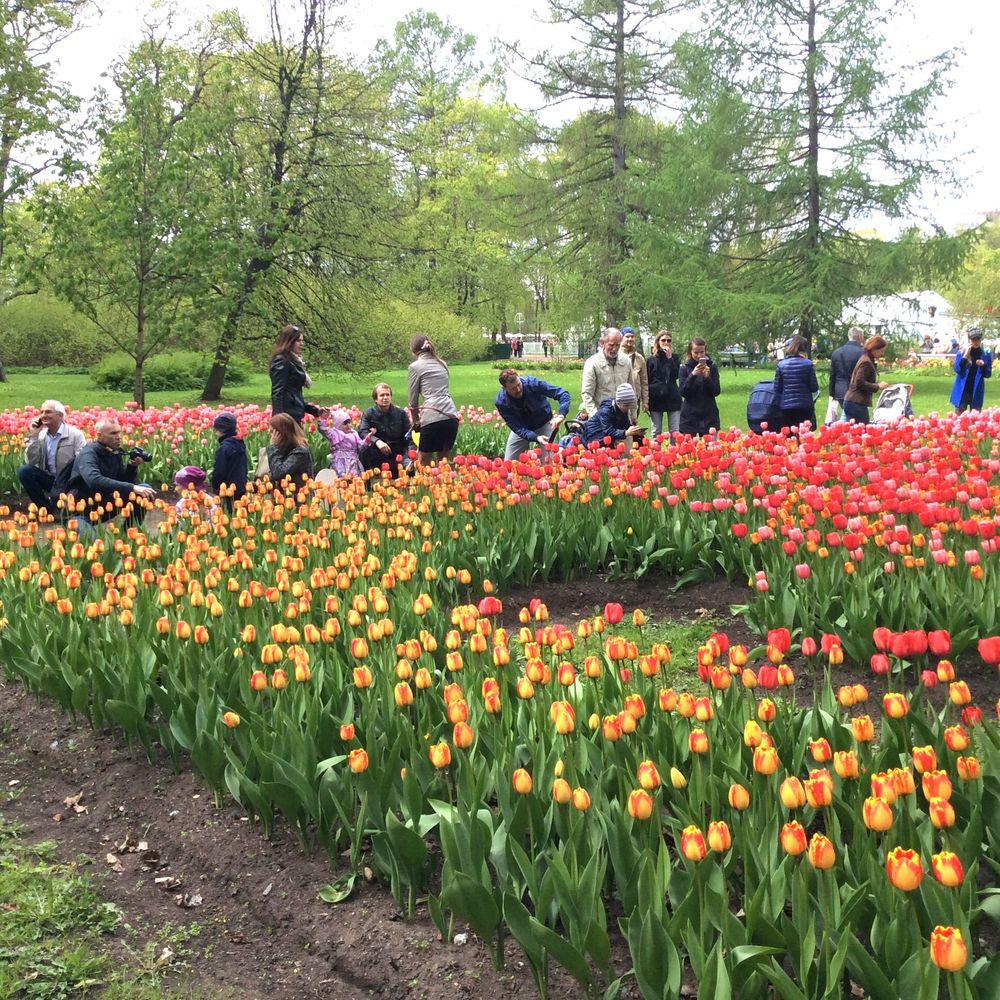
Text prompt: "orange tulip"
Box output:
[[779, 776, 806, 810], [707, 820, 731, 852], [627, 789, 654, 820], [943, 724, 968, 751], [271, 668, 288, 690], [921, 769, 953, 801], [676, 692, 695, 717], [689, 728, 709, 754], [780, 821, 807, 856], [680, 825, 707, 861], [728, 783, 750, 810], [931, 851, 964, 887], [929, 926, 967, 972], [452, 722, 474, 749], [571, 787, 591, 811], [862, 796, 894, 832], [851, 715, 874, 742], [348, 748, 369, 773], [948, 681, 972, 706], [552, 778, 572, 804], [222, 710, 240, 728], [753, 744, 779, 775], [353, 665, 373, 689], [394, 681, 414, 707], [808, 738, 832, 763], [956, 755, 981, 780], [807, 832, 835, 870], [512, 769, 533, 795], [743, 719, 764, 747], [882, 692, 909, 718], [339, 723, 355, 741], [928, 797, 956, 829], [804, 771, 833, 808], [637, 760, 661, 791], [428, 742, 452, 768], [833, 750, 859, 780], [886, 846, 923, 891], [757, 698, 776, 723]]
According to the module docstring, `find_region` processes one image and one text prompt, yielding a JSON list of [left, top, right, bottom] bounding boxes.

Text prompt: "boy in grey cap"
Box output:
[[580, 384, 645, 447]]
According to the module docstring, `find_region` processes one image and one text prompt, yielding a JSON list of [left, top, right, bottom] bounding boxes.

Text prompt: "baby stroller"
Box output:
[[871, 384, 914, 425], [746, 381, 781, 433]]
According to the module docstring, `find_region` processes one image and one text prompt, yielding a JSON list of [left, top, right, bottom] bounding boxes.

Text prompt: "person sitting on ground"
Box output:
[[495, 368, 571, 460], [58, 417, 155, 525], [319, 409, 374, 477], [358, 383, 411, 478], [210, 411, 248, 507], [580, 384, 645, 448], [17, 400, 86, 511], [262, 412, 314, 485]]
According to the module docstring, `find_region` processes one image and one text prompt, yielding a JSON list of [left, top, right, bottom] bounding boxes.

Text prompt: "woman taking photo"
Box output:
[[359, 383, 412, 478], [407, 335, 459, 466], [262, 413, 314, 485], [678, 338, 721, 437], [646, 330, 682, 437], [269, 325, 328, 424], [773, 335, 819, 431], [843, 335, 888, 424]]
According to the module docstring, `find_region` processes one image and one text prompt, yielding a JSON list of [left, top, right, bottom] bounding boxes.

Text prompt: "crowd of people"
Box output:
[[14, 321, 993, 527]]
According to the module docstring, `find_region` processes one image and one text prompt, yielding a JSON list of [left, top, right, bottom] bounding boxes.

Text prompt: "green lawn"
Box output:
[[0, 361, 962, 430]]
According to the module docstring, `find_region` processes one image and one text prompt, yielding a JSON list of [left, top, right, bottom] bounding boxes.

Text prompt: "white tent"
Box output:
[[842, 291, 959, 347]]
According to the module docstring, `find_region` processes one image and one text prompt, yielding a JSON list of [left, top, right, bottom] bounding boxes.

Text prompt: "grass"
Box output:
[[0, 816, 214, 999], [0, 360, 963, 432]]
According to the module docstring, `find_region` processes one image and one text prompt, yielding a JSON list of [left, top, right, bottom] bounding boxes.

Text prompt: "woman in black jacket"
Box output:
[[678, 339, 721, 437], [269, 325, 328, 424], [646, 330, 682, 438], [358, 383, 412, 478]]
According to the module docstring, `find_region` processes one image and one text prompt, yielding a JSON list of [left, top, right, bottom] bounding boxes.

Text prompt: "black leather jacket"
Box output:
[[270, 355, 319, 423]]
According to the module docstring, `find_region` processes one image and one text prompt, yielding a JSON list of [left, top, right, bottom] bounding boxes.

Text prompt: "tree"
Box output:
[[38, 18, 227, 406], [946, 219, 999, 333], [0, 0, 87, 381], [524, 0, 681, 325], [630, 0, 973, 347], [198, 0, 396, 400]]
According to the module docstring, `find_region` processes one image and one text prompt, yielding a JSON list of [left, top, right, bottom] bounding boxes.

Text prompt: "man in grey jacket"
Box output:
[[17, 400, 86, 510], [825, 328, 865, 425], [581, 329, 632, 418]]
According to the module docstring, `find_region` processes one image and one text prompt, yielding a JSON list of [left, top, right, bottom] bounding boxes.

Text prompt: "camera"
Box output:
[[129, 446, 153, 463]]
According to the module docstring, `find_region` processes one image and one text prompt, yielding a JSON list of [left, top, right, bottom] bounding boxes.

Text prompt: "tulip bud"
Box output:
[[512, 769, 533, 795], [921, 769, 953, 801], [339, 723, 355, 741], [728, 783, 750, 810], [929, 926, 967, 972], [911, 745, 937, 774], [780, 820, 807, 856], [348, 748, 369, 773], [833, 750, 859, 780], [931, 851, 964, 888], [571, 787, 591, 811], [222, 711, 241, 728], [753, 745, 779, 775], [627, 789, 654, 820], [780, 776, 807, 810], [552, 778, 572, 804], [956, 755, 981, 781], [637, 760, 661, 790], [928, 796, 956, 829], [886, 846, 923, 891], [809, 738, 832, 762], [669, 766, 687, 789], [807, 832, 835, 870], [707, 820, 731, 852], [862, 796, 893, 832], [680, 825, 707, 861]]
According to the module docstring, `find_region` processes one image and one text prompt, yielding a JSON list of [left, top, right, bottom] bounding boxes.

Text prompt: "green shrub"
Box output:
[[92, 352, 252, 393], [0, 293, 104, 366]]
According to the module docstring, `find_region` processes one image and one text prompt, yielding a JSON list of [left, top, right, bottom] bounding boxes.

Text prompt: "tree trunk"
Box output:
[[800, 0, 821, 348], [0, 359, 7, 383], [604, 0, 628, 327]]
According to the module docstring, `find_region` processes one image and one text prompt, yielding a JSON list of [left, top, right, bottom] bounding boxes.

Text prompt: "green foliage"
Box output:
[[92, 352, 252, 393], [0, 292, 103, 367], [365, 299, 491, 366]]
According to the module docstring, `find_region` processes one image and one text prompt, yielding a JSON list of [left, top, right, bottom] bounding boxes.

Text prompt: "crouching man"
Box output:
[[57, 418, 156, 527], [17, 400, 86, 512]]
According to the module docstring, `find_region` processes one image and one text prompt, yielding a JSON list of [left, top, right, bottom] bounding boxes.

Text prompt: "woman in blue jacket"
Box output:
[[773, 335, 819, 431], [950, 329, 992, 412]]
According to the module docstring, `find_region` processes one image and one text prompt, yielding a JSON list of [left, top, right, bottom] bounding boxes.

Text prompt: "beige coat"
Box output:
[[24, 423, 86, 474]]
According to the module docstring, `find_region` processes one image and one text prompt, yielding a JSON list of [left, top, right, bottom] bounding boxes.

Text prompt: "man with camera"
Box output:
[[56, 418, 156, 525], [16, 400, 87, 511]]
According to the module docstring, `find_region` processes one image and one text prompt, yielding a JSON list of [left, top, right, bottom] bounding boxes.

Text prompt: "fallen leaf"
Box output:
[[105, 853, 124, 874], [261, 882, 273, 897], [173, 892, 203, 908], [63, 791, 84, 808], [51, 813, 64, 823], [154, 876, 183, 890], [116, 832, 138, 853], [318, 874, 356, 905], [693, 607, 711, 618]]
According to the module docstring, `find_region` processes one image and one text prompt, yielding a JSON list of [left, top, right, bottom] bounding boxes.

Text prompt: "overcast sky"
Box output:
[[52, 0, 998, 231]]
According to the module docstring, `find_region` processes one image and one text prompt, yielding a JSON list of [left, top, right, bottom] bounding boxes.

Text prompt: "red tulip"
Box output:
[[927, 630, 951, 656], [604, 602, 624, 625]]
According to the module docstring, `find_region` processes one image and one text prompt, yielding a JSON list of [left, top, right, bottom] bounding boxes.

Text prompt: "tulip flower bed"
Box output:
[[1, 405, 1000, 997]]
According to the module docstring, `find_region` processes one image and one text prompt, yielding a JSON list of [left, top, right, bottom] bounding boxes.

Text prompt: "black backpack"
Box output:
[[747, 380, 780, 433]]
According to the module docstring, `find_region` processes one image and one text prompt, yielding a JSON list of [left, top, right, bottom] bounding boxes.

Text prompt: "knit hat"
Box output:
[[615, 384, 637, 407], [330, 408, 351, 428], [174, 466, 206, 489], [213, 411, 238, 434], [969, 328, 983, 341]]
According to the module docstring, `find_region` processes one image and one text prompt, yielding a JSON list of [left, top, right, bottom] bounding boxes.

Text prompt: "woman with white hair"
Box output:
[[17, 400, 86, 510]]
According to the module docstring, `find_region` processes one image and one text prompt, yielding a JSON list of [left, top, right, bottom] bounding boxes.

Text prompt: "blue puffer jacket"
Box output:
[[773, 356, 818, 410]]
